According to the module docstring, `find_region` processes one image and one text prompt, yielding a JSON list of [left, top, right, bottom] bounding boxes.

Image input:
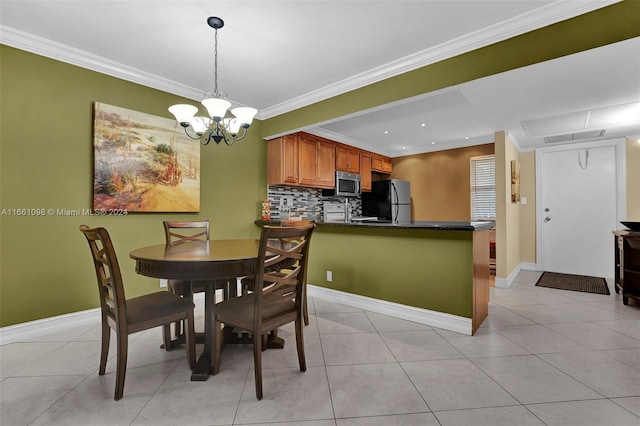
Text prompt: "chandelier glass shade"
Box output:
[[169, 17, 257, 146]]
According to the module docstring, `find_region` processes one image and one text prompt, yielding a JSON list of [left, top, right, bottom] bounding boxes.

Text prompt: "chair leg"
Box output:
[[162, 324, 172, 351], [295, 318, 307, 372], [99, 321, 110, 375], [253, 332, 263, 400], [212, 316, 222, 375], [303, 282, 309, 326], [185, 311, 196, 370], [114, 332, 128, 401]]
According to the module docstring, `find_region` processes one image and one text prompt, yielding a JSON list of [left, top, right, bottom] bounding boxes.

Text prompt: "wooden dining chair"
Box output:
[[80, 225, 196, 400], [243, 219, 313, 326], [162, 220, 210, 346], [213, 223, 315, 400]]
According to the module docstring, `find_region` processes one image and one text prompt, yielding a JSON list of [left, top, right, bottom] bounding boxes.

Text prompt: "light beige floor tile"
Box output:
[[492, 324, 590, 353], [437, 327, 530, 358], [601, 348, 640, 370], [365, 311, 432, 332], [132, 365, 247, 426], [260, 332, 325, 368], [596, 318, 640, 340], [472, 354, 601, 404], [0, 341, 65, 377], [234, 366, 333, 424], [526, 399, 640, 426], [313, 299, 363, 314], [327, 363, 428, 418], [238, 421, 336, 426], [29, 370, 165, 425], [380, 330, 463, 361], [482, 305, 535, 328], [316, 312, 376, 334], [336, 412, 438, 425], [538, 351, 640, 397], [15, 341, 104, 376], [545, 322, 640, 350], [547, 302, 626, 321], [505, 304, 584, 324], [0, 376, 86, 426], [321, 332, 396, 365], [401, 359, 519, 411], [612, 396, 640, 417], [434, 405, 545, 426]]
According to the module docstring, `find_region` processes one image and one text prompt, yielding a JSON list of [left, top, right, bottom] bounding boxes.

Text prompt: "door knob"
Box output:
[[545, 208, 550, 212], [544, 216, 551, 222]]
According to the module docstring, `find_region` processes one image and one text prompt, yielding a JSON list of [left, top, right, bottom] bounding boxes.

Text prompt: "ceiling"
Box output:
[[1, 0, 639, 156]]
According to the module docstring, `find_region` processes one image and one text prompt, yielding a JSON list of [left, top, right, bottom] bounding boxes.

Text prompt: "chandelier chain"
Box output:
[[213, 28, 219, 97]]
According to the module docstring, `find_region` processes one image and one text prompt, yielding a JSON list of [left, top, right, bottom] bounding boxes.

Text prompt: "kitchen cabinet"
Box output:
[[267, 133, 298, 185], [336, 144, 360, 174], [371, 154, 392, 174], [360, 153, 372, 192], [268, 133, 335, 189]]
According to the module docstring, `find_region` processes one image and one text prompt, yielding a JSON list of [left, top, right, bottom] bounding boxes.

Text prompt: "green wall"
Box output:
[[0, 46, 267, 326], [307, 227, 474, 318]]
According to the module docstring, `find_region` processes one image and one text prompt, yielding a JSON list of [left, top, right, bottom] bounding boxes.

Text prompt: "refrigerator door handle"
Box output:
[[391, 182, 399, 224]]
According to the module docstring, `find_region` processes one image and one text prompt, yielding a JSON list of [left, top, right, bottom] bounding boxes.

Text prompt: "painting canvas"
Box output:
[[93, 102, 200, 212], [511, 159, 521, 203]]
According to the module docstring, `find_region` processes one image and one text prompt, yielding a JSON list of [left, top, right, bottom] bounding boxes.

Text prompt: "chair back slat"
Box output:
[[80, 225, 127, 330], [254, 224, 314, 303], [163, 220, 210, 245]]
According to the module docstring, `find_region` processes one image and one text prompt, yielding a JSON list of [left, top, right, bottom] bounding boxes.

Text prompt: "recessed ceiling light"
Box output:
[[402, 146, 406, 150], [431, 141, 436, 145], [384, 131, 389, 134], [464, 136, 469, 140], [421, 123, 426, 127]]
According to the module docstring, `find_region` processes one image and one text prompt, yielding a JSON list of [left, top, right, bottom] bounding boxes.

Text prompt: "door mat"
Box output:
[[535, 271, 610, 295]]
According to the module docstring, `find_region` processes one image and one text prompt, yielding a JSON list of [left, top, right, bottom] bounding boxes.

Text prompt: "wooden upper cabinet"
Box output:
[[371, 154, 392, 174], [316, 139, 336, 187], [268, 133, 335, 189], [336, 144, 360, 174], [268, 134, 298, 185], [360, 153, 372, 192]]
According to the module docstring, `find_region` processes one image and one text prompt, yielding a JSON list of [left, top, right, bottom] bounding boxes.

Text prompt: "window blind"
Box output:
[[470, 155, 495, 220]]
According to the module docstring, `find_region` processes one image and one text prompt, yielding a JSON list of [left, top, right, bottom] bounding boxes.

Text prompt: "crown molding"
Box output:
[[0, 25, 205, 102], [259, 0, 621, 119], [0, 0, 619, 121]]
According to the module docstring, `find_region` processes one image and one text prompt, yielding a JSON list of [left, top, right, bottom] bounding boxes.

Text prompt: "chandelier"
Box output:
[[169, 17, 257, 146]]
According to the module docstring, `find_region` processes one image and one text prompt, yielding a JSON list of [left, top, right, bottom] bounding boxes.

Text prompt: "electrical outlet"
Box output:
[[326, 271, 333, 282], [159, 279, 168, 288]]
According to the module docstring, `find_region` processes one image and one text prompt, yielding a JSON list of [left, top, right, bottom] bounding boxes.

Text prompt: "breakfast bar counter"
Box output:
[[256, 220, 492, 335]]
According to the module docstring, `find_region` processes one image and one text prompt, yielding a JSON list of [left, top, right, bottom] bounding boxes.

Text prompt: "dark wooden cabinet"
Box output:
[[613, 230, 640, 305]]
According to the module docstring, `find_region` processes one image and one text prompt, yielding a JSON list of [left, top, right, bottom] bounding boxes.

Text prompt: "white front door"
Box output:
[[536, 139, 625, 278]]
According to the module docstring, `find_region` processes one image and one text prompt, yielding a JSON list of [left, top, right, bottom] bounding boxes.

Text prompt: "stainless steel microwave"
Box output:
[[334, 171, 360, 197]]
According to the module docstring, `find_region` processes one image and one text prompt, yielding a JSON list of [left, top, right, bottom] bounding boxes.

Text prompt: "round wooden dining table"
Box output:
[[130, 239, 262, 381]]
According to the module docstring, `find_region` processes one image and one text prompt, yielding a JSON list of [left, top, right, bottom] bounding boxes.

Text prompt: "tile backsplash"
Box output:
[[267, 185, 361, 221]]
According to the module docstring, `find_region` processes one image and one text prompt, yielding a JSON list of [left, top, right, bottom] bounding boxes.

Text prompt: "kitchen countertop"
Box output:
[[256, 220, 494, 231]]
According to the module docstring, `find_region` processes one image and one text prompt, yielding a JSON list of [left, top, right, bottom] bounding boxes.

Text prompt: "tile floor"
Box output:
[[2, 270, 640, 425]]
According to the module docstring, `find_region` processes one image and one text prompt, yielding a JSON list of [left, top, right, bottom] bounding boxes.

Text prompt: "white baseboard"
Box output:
[[0, 308, 101, 346], [307, 284, 473, 335], [494, 262, 538, 288]]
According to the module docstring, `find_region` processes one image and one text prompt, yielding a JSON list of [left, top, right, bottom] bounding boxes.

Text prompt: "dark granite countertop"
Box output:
[[256, 220, 494, 231]]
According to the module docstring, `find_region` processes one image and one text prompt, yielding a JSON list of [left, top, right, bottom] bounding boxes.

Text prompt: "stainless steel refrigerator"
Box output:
[[362, 179, 411, 223]]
